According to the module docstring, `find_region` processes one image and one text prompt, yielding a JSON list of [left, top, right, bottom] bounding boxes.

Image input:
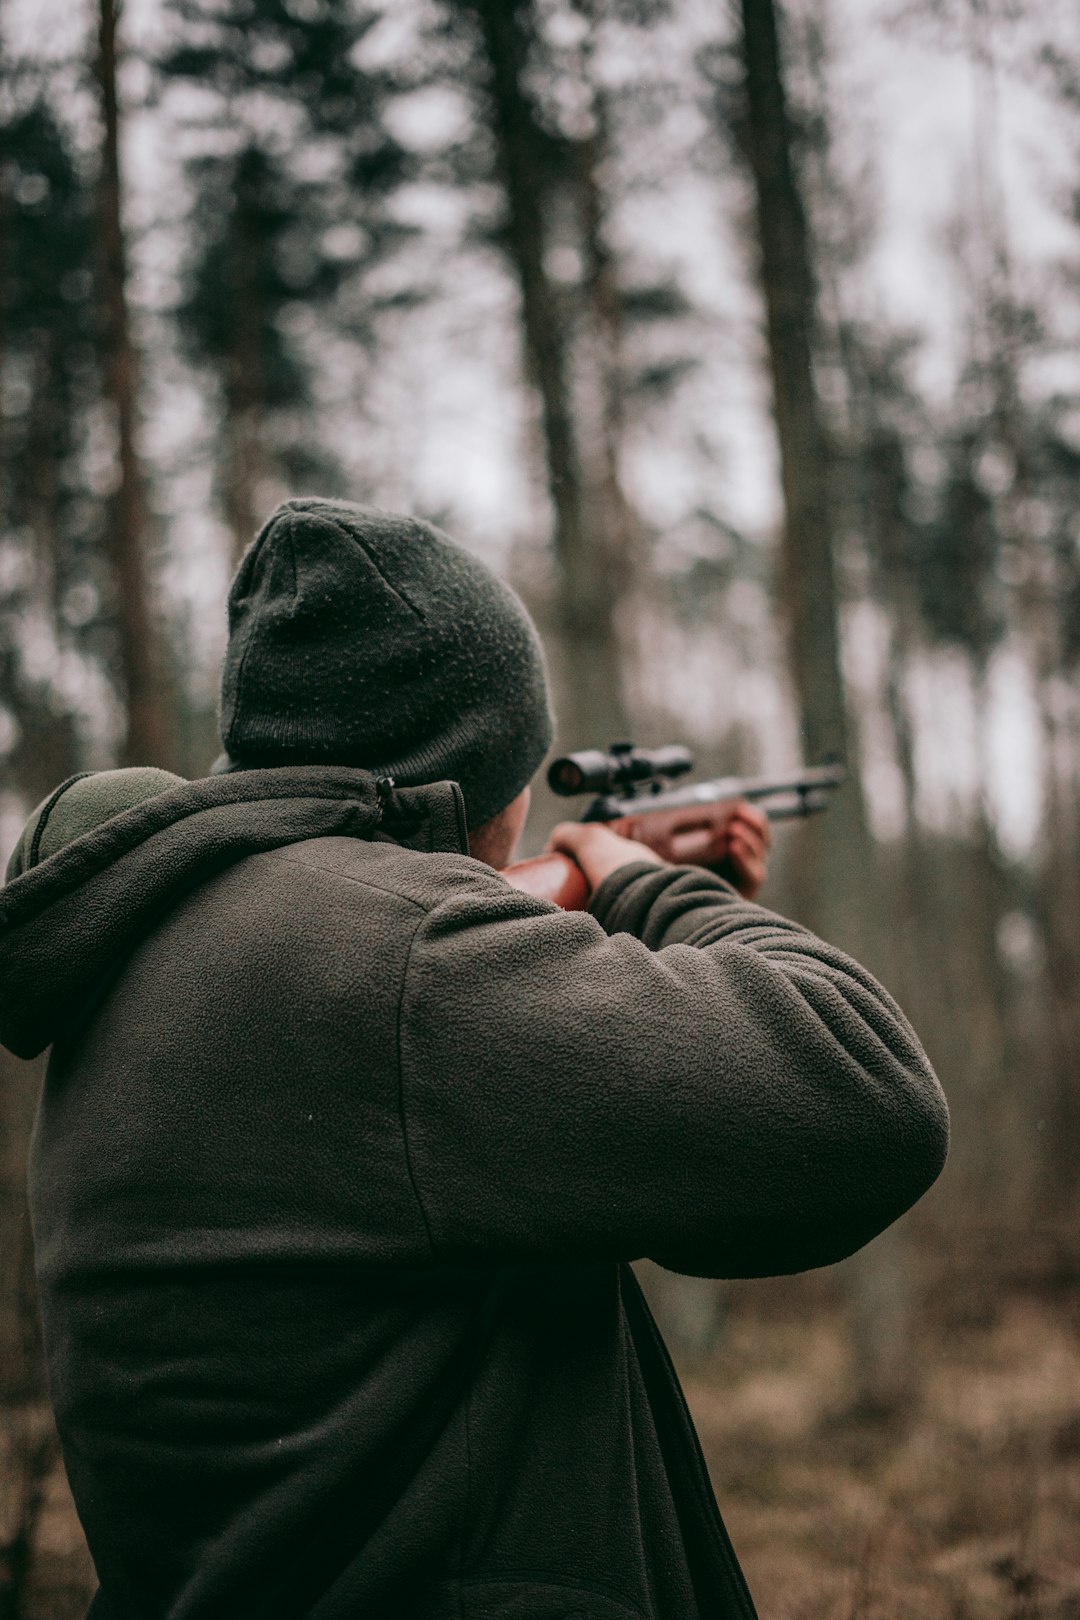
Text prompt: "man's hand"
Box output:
[[545, 822, 665, 895], [548, 799, 772, 903], [614, 799, 771, 902], [707, 802, 771, 901]]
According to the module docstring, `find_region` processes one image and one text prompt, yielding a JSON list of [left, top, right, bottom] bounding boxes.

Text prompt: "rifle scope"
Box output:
[[548, 743, 694, 798]]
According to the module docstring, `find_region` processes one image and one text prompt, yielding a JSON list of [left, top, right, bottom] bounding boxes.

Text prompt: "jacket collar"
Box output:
[[0, 766, 468, 1060]]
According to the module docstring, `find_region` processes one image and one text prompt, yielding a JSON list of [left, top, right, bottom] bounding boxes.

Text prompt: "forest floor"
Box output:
[[1, 1230, 1078, 1620], [684, 1229, 1080, 1620]]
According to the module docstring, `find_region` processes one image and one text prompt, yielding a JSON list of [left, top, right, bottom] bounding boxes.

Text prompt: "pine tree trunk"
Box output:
[[738, 0, 845, 761], [221, 160, 268, 563], [468, 0, 628, 749], [735, 0, 910, 1414], [992, 328, 1080, 1206], [960, 5, 1074, 1209], [735, 0, 871, 935], [574, 107, 639, 623], [0, 1051, 47, 1404], [23, 338, 81, 788], [1012, 491, 1080, 1207], [97, 0, 174, 767], [572, 74, 728, 1357], [0, 1049, 59, 1620], [861, 431, 933, 1028], [27, 339, 65, 623], [222, 407, 263, 566]]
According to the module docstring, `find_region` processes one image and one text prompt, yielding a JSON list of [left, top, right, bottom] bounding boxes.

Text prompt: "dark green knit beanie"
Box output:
[[219, 498, 553, 829]]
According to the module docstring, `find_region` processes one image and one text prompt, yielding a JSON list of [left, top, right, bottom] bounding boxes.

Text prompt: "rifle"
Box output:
[[500, 743, 845, 910]]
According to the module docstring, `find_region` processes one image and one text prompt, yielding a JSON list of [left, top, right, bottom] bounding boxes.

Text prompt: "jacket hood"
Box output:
[[0, 765, 468, 1061], [5, 767, 187, 882]]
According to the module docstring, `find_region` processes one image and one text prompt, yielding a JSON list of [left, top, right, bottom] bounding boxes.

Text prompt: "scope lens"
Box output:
[[550, 760, 584, 794]]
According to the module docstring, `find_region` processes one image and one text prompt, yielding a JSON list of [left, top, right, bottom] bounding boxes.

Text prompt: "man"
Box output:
[[0, 498, 948, 1620]]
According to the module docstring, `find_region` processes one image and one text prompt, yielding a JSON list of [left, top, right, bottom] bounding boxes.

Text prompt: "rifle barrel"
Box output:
[[586, 764, 845, 823]]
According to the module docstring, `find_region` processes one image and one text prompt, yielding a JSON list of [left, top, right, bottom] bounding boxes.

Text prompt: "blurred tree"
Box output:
[[1006, 42, 1080, 1201], [0, 88, 91, 1608], [890, 0, 1080, 1218], [0, 109, 76, 1509], [1012, 410, 1080, 1203], [569, 11, 641, 672], [0, 96, 93, 804], [158, 0, 412, 559], [177, 141, 323, 554], [449, 0, 634, 749], [97, 0, 176, 767], [797, 12, 1020, 1205], [721, 0, 873, 942], [834, 345, 928, 1002], [792, 3, 926, 917], [719, 0, 943, 1416], [951, 0, 1080, 1205]]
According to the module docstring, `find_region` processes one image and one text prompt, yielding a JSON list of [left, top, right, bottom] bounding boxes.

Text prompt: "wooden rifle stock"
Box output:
[[500, 852, 590, 910], [499, 800, 748, 911]]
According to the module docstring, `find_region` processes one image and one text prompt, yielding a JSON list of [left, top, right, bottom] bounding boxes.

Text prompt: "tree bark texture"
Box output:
[[989, 302, 1080, 1202], [736, 0, 872, 935], [220, 152, 270, 563], [467, 0, 628, 750], [0, 1051, 47, 1403], [736, 0, 908, 1413], [574, 108, 640, 619], [738, 0, 847, 768], [97, 0, 174, 767]]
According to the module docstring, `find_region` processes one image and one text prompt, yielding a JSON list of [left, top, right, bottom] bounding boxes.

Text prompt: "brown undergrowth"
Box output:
[[685, 1227, 1080, 1620], [1, 1229, 1078, 1618]]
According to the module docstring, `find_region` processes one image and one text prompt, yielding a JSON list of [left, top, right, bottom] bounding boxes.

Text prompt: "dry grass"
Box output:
[[2, 1235, 1078, 1618], [0, 1407, 93, 1620], [685, 1236, 1080, 1620]]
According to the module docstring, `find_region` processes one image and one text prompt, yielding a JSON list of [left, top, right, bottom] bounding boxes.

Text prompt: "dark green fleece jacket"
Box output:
[[0, 767, 948, 1620]]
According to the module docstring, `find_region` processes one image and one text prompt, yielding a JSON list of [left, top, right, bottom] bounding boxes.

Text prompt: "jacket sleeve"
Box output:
[[397, 858, 949, 1277]]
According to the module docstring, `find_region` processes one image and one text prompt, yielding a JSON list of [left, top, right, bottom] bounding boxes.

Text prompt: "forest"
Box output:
[[1, 0, 1079, 1614]]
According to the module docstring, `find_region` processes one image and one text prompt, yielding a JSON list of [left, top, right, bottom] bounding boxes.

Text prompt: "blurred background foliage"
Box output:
[[2, 0, 1080, 1613]]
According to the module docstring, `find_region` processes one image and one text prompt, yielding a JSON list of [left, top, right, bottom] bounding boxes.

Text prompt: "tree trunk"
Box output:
[[861, 428, 931, 1023], [467, 0, 628, 750], [220, 154, 270, 563], [571, 64, 727, 1356], [992, 333, 1080, 1206], [222, 408, 263, 567], [27, 339, 65, 622], [738, 1, 844, 754], [735, 0, 872, 939], [574, 103, 640, 630], [735, 0, 909, 1414], [97, 0, 174, 767], [22, 338, 81, 789], [960, 0, 1076, 1208]]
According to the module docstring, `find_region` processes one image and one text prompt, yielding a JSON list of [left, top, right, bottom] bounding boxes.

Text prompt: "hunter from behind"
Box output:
[[0, 497, 949, 1620]]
